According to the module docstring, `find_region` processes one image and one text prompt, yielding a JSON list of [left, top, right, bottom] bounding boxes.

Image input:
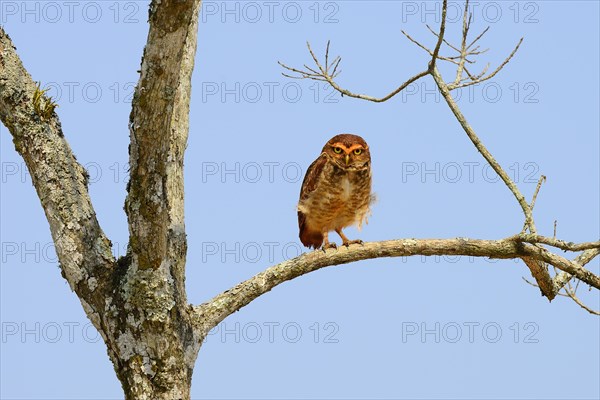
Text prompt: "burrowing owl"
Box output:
[[297, 134, 374, 250]]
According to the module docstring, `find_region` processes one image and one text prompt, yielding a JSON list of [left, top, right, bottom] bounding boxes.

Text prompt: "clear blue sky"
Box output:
[[1, 1, 599, 399]]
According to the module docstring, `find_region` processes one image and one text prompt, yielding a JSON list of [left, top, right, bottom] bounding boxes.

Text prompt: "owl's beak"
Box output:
[[345, 154, 350, 165]]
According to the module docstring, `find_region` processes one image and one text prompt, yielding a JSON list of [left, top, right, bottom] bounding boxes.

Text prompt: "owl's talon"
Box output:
[[343, 239, 363, 247], [321, 243, 338, 251]]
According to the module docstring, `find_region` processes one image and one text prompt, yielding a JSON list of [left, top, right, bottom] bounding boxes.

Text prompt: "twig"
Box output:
[[575, 247, 600, 266], [431, 66, 537, 234], [521, 175, 546, 234], [278, 41, 429, 103], [448, 38, 523, 90], [565, 280, 600, 315], [553, 247, 600, 293], [453, 0, 471, 86], [522, 277, 599, 315], [464, 64, 490, 81], [513, 234, 600, 252], [425, 24, 460, 53], [325, 40, 330, 73], [565, 290, 600, 315], [429, 0, 448, 69], [401, 30, 461, 65], [530, 175, 546, 210], [468, 26, 490, 50]]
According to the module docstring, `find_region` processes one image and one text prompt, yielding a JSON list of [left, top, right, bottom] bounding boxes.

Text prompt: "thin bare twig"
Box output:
[[325, 39, 330, 73], [530, 175, 546, 211], [448, 38, 523, 90], [522, 277, 599, 315], [468, 26, 490, 50], [530, 246, 600, 281], [430, 0, 448, 69], [401, 30, 461, 66], [521, 175, 546, 234], [431, 66, 537, 235], [565, 279, 600, 315], [464, 64, 490, 81], [278, 41, 429, 103], [565, 289, 600, 315], [513, 234, 600, 252], [432, 60, 557, 293], [453, 0, 471, 86], [517, 236, 600, 253], [424, 23, 487, 62], [553, 247, 600, 292], [425, 24, 460, 53]]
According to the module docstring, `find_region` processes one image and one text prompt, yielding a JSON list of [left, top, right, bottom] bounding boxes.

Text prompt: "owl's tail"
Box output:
[[298, 211, 323, 249]]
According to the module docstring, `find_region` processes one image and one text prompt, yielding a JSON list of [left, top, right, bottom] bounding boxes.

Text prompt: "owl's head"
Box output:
[[322, 134, 371, 170]]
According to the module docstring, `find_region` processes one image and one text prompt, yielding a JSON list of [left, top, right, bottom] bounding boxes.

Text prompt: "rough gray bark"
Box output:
[[114, 0, 203, 396], [1, 0, 599, 398], [0, 21, 115, 359], [192, 237, 600, 336], [1, 0, 202, 396]]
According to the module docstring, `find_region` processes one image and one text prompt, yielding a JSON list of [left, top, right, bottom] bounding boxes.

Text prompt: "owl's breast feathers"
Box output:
[[297, 153, 372, 248]]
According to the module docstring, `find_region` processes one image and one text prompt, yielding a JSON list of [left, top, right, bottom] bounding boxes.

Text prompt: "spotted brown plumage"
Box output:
[[297, 134, 374, 249]]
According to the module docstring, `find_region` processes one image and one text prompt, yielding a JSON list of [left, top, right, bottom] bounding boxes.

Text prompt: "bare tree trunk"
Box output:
[[100, 260, 201, 399], [106, 0, 204, 397], [114, 339, 195, 400]]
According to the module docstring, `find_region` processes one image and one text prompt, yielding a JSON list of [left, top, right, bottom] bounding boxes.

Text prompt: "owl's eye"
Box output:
[[333, 147, 343, 154], [353, 149, 362, 155]]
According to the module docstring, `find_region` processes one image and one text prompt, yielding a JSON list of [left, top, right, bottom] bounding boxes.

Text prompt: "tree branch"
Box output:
[[401, 29, 463, 66], [514, 235, 600, 252], [125, 0, 202, 300], [277, 0, 596, 307], [521, 175, 556, 236], [193, 237, 600, 336], [430, 66, 536, 234], [452, 1, 471, 86], [564, 280, 600, 315], [0, 27, 115, 308], [553, 248, 600, 292], [278, 43, 429, 103], [425, 23, 461, 53], [523, 276, 600, 315], [525, 248, 600, 315], [429, 65, 563, 297], [429, 0, 448, 69], [447, 38, 523, 90]]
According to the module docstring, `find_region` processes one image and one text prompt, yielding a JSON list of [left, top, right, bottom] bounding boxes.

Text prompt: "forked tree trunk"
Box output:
[[95, 255, 203, 400], [116, 354, 194, 400], [91, 261, 203, 399], [1, 0, 599, 398], [104, 0, 204, 396]]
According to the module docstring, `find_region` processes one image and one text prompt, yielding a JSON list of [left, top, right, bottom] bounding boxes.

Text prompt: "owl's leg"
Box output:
[[335, 228, 363, 247], [321, 231, 337, 251]]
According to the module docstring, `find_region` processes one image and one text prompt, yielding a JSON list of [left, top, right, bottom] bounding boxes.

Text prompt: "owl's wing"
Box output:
[[299, 152, 327, 201], [297, 154, 328, 248]]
